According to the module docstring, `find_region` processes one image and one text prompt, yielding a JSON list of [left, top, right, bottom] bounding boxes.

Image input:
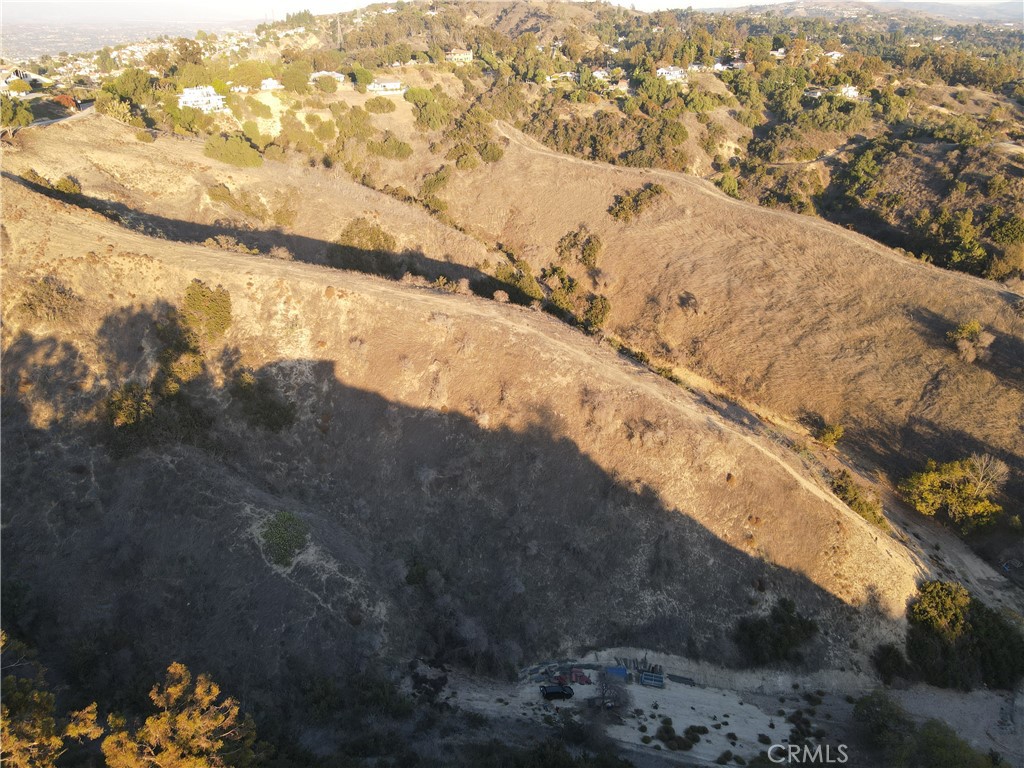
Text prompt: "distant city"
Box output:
[[2, 20, 258, 62]]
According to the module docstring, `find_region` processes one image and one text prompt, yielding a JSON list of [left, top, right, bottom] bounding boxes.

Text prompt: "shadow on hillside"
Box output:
[[907, 307, 1024, 395], [2, 170, 511, 298], [850, 413, 1024, 511], [0, 300, 897, 735]]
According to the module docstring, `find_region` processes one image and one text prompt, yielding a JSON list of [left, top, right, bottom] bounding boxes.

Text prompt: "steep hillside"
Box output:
[[441, 125, 1024, 505], [11, 110, 1023, 532], [2, 176, 923, 726]]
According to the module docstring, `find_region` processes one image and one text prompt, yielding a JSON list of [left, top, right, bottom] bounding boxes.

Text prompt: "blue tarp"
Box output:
[[605, 666, 628, 679]]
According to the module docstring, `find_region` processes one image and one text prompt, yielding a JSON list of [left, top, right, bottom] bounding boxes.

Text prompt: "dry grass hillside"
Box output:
[[441, 126, 1024, 500], [2, 112, 491, 281], [463, 0, 605, 43], [9, 110, 1022, 520], [1, 175, 925, 719]]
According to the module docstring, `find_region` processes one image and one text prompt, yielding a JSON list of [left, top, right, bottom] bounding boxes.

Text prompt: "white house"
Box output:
[[591, 68, 610, 81], [310, 70, 347, 83], [1, 67, 53, 90], [824, 51, 845, 62], [445, 48, 473, 65], [260, 78, 283, 91], [178, 86, 226, 113], [655, 66, 687, 83], [770, 47, 786, 59], [545, 71, 578, 84], [367, 80, 404, 93], [837, 84, 860, 99]]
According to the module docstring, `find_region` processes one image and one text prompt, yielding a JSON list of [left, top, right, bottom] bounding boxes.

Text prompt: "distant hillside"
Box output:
[[745, 0, 1023, 24]]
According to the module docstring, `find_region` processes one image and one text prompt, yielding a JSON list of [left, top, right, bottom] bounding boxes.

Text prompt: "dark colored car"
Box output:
[[540, 684, 574, 701]]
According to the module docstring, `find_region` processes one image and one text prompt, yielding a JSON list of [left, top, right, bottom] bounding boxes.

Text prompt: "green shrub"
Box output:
[[818, 423, 844, 448], [350, 65, 373, 86], [582, 294, 611, 332], [18, 276, 82, 322], [180, 279, 232, 346], [261, 511, 308, 566], [1, 93, 33, 127], [53, 175, 81, 195], [314, 76, 337, 93], [203, 133, 263, 167], [494, 258, 543, 303], [367, 132, 412, 160], [716, 169, 742, 201], [830, 470, 888, 529], [734, 598, 817, 665], [556, 226, 603, 268], [655, 724, 676, 743], [206, 184, 269, 221], [906, 580, 1024, 690], [900, 454, 1006, 532], [21, 169, 81, 197], [135, 129, 155, 142], [419, 166, 451, 198], [22, 168, 51, 189], [579, 234, 603, 268], [403, 86, 433, 108], [609, 184, 666, 222], [946, 319, 995, 362], [107, 382, 155, 432], [365, 96, 396, 113], [478, 141, 504, 163], [335, 217, 396, 254], [947, 318, 983, 343]]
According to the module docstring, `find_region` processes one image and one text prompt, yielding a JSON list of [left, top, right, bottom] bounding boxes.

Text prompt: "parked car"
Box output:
[[540, 684, 574, 700]]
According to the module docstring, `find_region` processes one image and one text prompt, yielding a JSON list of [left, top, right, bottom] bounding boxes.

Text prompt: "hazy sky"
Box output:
[[0, 0, 1011, 25]]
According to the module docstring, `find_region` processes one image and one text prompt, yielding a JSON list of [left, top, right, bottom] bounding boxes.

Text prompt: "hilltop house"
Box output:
[[178, 86, 226, 113], [367, 80, 404, 94], [260, 78, 283, 91], [546, 71, 578, 84], [656, 66, 687, 83], [445, 49, 473, 65], [591, 68, 610, 81], [837, 84, 860, 100]]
